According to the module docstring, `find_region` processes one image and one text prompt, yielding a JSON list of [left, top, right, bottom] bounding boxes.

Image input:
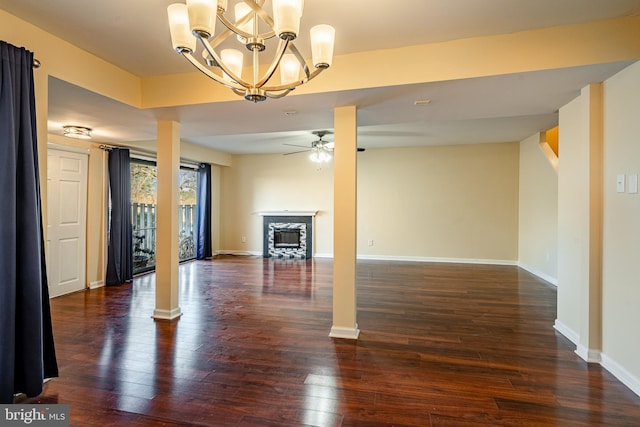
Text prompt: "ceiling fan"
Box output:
[[283, 130, 365, 163], [283, 130, 335, 162]]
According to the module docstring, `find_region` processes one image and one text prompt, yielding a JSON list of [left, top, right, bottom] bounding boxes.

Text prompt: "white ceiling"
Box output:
[[3, 0, 640, 154]]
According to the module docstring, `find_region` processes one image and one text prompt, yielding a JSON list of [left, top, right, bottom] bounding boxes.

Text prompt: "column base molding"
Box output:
[[329, 325, 360, 340], [576, 344, 602, 363], [153, 307, 182, 320]]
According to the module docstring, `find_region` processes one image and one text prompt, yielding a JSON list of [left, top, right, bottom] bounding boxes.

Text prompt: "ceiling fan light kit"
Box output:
[[309, 149, 332, 163], [310, 133, 333, 163], [167, 0, 335, 102]]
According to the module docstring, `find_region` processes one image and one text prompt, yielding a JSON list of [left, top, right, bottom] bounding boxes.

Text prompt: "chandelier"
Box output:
[[167, 0, 335, 102]]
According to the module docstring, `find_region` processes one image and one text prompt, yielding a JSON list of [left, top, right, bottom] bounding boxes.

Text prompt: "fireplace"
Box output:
[[258, 211, 316, 259], [274, 228, 301, 248]]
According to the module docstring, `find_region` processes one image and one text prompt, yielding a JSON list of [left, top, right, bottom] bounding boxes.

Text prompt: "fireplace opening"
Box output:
[[274, 228, 301, 248]]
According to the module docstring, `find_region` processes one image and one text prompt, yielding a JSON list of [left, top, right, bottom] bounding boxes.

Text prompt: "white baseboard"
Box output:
[[215, 250, 261, 256], [517, 263, 558, 286], [554, 319, 579, 345], [601, 353, 640, 397], [153, 307, 183, 320], [89, 280, 104, 289], [355, 254, 517, 266], [216, 252, 519, 267], [329, 325, 360, 340], [314, 253, 333, 259], [575, 344, 602, 363], [217, 251, 333, 259]]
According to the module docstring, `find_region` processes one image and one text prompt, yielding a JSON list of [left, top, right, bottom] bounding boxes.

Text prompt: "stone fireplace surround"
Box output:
[[257, 211, 316, 259]]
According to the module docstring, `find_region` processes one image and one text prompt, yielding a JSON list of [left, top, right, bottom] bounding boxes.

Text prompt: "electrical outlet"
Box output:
[[367, 239, 374, 246], [241, 236, 247, 243]]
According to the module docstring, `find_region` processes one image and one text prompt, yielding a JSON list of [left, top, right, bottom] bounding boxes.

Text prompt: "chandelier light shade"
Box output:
[[187, 0, 218, 37], [221, 48, 244, 82], [272, 0, 304, 39], [279, 53, 300, 84], [310, 24, 335, 68], [168, 4, 197, 53], [167, 0, 335, 102]]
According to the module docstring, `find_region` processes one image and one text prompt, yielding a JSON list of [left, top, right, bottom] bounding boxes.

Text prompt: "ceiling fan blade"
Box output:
[[283, 149, 311, 156], [283, 143, 312, 148]]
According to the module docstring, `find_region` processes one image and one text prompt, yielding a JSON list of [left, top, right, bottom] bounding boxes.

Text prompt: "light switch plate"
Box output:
[[628, 174, 638, 194], [617, 174, 626, 193]]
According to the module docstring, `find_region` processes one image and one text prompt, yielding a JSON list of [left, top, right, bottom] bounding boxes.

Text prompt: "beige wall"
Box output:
[[357, 143, 519, 262], [601, 61, 640, 394], [220, 152, 334, 255], [221, 142, 519, 263], [518, 133, 558, 283]]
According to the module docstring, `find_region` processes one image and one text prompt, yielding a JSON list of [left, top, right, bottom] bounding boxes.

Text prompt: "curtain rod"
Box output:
[[33, 58, 40, 68], [99, 144, 202, 167], [99, 144, 156, 156]]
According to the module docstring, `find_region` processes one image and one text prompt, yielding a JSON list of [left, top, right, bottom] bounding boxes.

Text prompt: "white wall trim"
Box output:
[[221, 252, 519, 266], [355, 254, 517, 265], [89, 280, 104, 290], [153, 307, 183, 320], [215, 250, 261, 256], [601, 353, 640, 397], [314, 253, 333, 259], [329, 325, 360, 340], [517, 262, 558, 286], [554, 319, 579, 345], [575, 344, 602, 363]]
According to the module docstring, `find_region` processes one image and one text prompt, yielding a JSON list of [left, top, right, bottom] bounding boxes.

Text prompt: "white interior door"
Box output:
[[47, 148, 88, 298]]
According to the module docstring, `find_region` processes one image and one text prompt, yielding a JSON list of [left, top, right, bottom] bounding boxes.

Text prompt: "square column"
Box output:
[[580, 83, 603, 361], [556, 83, 603, 362], [154, 120, 182, 320], [330, 105, 359, 339]]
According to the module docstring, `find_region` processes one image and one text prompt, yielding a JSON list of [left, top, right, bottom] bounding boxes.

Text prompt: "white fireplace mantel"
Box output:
[[256, 210, 317, 217]]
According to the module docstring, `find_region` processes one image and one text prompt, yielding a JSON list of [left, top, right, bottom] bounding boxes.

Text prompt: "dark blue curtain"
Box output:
[[196, 163, 212, 259], [105, 148, 133, 285], [0, 41, 58, 404]]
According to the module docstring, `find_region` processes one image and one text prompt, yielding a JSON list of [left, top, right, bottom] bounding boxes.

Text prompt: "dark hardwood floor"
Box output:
[[29, 256, 640, 426]]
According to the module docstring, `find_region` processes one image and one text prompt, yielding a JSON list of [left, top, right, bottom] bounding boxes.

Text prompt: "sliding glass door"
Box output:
[[178, 168, 198, 261], [131, 160, 157, 274], [130, 160, 199, 275]]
